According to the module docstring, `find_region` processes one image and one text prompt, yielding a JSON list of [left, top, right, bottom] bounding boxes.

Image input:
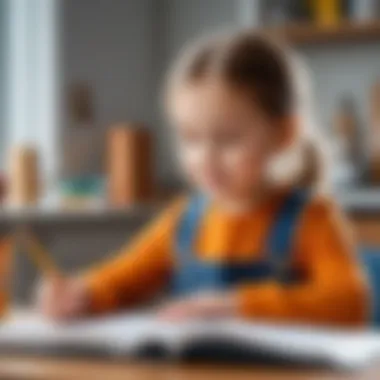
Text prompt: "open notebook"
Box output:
[[0, 312, 379, 370]]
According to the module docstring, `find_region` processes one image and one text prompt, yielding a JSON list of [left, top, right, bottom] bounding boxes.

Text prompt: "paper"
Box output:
[[0, 312, 379, 369]]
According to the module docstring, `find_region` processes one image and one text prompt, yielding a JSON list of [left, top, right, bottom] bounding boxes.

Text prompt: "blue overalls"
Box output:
[[171, 190, 380, 327], [361, 248, 380, 326], [171, 190, 308, 296]]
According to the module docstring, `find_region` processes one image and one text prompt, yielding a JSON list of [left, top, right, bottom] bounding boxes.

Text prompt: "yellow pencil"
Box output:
[[16, 228, 61, 277]]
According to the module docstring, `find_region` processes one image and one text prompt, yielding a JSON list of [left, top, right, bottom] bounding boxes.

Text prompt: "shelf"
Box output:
[[0, 189, 377, 226], [336, 188, 380, 214], [265, 21, 380, 45], [0, 203, 163, 225]]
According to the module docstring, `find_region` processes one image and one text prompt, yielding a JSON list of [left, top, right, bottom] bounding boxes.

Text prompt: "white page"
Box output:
[[0, 312, 159, 352], [1, 312, 380, 369], [212, 321, 380, 369]]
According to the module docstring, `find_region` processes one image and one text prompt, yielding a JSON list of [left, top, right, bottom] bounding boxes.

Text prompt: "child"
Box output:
[[38, 31, 369, 326]]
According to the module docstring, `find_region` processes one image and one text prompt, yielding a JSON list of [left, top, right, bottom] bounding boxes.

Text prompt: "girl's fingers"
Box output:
[[158, 300, 197, 321], [36, 276, 83, 320], [158, 294, 234, 321]]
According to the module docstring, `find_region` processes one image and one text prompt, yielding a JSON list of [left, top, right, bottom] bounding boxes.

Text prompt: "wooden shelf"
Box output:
[[265, 21, 380, 45]]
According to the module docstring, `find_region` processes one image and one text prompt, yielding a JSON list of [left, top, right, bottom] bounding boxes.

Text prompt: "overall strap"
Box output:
[[176, 194, 208, 260], [266, 190, 309, 275]]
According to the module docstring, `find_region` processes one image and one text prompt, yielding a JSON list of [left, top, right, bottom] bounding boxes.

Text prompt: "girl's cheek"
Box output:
[[178, 144, 206, 177]]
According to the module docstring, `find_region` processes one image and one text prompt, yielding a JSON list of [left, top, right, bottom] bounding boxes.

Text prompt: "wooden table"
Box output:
[[0, 356, 379, 380]]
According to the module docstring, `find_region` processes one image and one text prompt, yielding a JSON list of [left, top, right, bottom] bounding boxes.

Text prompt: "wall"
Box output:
[[61, 0, 157, 178], [301, 43, 380, 134], [63, 0, 157, 127], [0, 0, 5, 165], [60, 0, 261, 185], [161, 0, 237, 63]]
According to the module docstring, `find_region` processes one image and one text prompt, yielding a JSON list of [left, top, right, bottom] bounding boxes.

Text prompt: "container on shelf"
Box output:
[[59, 176, 106, 210], [369, 80, 380, 184], [7, 145, 40, 207], [333, 97, 362, 163], [107, 124, 153, 206], [0, 239, 12, 318], [310, 0, 343, 26], [331, 96, 363, 186]]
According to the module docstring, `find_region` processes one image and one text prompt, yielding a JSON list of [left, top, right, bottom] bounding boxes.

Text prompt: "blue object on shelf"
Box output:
[[60, 176, 106, 197]]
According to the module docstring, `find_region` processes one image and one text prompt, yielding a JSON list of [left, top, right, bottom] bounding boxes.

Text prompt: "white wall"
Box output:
[[0, 0, 6, 164]]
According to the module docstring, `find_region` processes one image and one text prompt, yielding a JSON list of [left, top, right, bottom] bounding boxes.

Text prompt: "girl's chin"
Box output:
[[202, 184, 233, 199]]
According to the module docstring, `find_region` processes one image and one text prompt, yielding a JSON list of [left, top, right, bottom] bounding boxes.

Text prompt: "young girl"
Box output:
[[38, 31, 369, 326]]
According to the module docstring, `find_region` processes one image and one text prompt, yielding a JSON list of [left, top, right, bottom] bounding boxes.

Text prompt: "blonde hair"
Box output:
[[165, 31, 328, 192]]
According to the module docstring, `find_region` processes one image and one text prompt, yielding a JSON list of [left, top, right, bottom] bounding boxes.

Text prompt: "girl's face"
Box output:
[[169, 79, 285, 202]]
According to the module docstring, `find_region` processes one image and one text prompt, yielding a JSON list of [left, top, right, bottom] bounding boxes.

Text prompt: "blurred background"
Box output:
[[0, 0, 379, 303]]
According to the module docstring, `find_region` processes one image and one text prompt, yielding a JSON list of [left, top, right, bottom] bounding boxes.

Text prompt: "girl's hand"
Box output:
[[36, 275, 90, 321], [158, 292, 238, 321]]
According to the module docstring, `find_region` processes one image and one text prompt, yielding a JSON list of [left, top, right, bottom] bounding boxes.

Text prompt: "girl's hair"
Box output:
[[166, 31, 327, 192]]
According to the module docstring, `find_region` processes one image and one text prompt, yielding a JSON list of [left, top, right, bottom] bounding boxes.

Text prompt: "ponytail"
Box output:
[[297, 138, 328, 192]]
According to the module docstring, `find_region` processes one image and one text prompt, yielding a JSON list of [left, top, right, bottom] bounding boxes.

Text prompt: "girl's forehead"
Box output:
[[174, 79, 239, 105], [169, 79, 261, 125]]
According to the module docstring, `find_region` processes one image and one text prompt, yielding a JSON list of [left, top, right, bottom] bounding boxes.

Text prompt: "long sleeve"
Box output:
[[237, 197, 370, 327], [85, 198, 186, 313]]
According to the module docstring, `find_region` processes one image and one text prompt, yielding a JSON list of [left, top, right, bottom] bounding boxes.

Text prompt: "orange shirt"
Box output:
[[86, 192, 369, 327]]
